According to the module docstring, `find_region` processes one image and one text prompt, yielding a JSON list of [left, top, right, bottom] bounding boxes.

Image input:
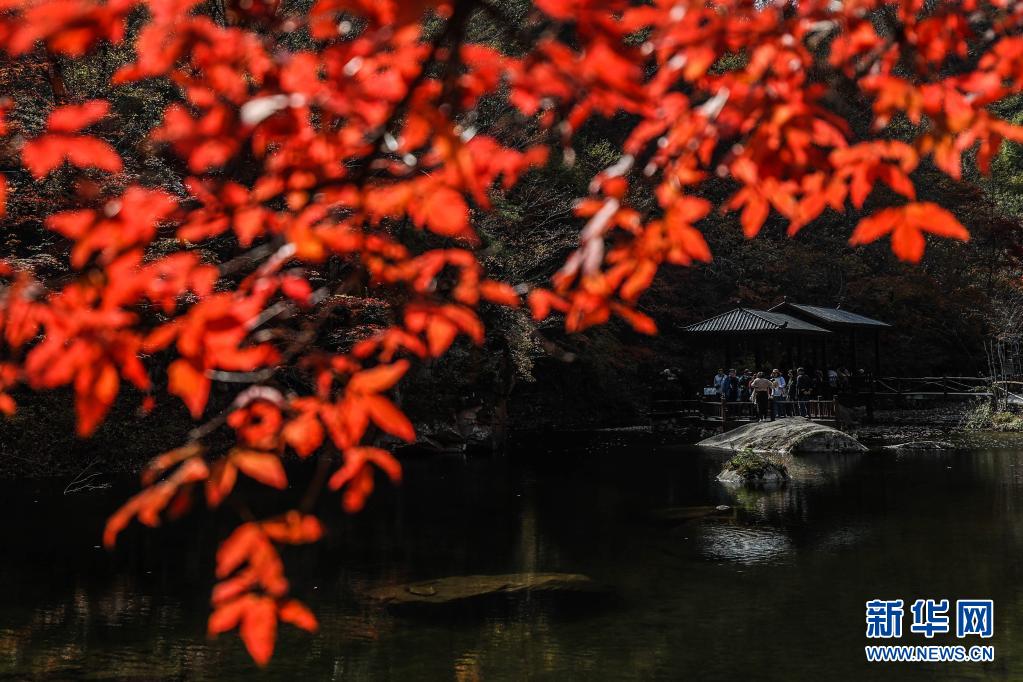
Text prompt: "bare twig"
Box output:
[[64, 457, 110, 495]]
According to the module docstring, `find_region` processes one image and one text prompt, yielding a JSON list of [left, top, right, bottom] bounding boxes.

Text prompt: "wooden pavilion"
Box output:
[[684, 307, 831, 371], [768, 302, 890, 375], [684, 304, 890, 374]]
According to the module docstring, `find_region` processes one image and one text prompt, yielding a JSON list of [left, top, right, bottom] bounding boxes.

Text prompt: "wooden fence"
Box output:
[[991, 381, 1023, 409], [650, 395, 837, 431], [871, 376, 991, 398]]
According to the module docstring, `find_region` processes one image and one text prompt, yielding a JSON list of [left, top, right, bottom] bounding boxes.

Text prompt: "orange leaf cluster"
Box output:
[[209, 512, 321, 664], [21, 100, 121, 179]]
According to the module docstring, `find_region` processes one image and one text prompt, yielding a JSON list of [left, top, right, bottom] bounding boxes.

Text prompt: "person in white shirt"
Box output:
[[751, 372, 774, 421], [770, 369, 786, 418]]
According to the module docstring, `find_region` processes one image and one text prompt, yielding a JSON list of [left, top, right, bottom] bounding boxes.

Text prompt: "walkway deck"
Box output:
[[652, 376, 996, 432]]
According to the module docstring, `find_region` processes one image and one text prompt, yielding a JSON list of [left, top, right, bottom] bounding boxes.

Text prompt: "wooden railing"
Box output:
[[651, 375, 997, 431], [871, 376, 991, 397], [650, 395, 837, 432], [991, 381, 1023, 406]]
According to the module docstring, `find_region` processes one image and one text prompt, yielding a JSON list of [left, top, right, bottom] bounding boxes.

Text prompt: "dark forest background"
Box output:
[[2, 1, 1023, 470]]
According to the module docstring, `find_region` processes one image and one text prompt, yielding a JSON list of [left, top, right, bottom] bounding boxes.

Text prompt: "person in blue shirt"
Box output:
[[713, 368, 727, 395], [722, 369, 739, 402]]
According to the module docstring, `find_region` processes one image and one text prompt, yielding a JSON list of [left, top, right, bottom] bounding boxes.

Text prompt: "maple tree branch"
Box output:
[[300, 451, 334, 513], [305, 0, 475, 197], [217, 239, 284, 277], [185, 270, 361, 444]]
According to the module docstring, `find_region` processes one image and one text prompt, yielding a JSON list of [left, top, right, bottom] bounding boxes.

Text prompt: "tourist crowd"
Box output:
[[710, 367, 860, 421]]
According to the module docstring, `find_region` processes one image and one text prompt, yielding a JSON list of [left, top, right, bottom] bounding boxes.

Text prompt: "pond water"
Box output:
[[2, 441, 1023, 680]]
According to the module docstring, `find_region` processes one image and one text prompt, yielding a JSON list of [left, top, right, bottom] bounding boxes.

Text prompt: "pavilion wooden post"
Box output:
[[874, 329, 881, 376], [850, 328, 858, 370]]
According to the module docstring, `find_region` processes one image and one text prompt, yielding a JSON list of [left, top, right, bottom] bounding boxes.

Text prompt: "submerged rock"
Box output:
[[698, 419, 867, 455], [363, 573, 604, 606], [649, 504, 732, 523], [717, 449, 790, 486]]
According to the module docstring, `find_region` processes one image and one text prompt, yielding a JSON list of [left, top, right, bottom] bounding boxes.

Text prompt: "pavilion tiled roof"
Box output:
[[769, 302, 891, 328], [684, 307, 831, 335]]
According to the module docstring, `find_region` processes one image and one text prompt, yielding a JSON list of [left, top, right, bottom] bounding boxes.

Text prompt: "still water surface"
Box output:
[[2, 442, 1022, 680]]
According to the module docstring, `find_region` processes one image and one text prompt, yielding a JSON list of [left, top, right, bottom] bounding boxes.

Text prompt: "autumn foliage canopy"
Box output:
[[1, 0, 1022, 665]]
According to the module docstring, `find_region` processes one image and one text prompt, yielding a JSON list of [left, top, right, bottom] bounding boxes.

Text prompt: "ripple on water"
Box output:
[[697, 525, 794, 565]]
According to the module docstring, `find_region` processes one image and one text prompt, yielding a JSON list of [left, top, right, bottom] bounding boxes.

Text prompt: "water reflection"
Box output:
[[1, 446, 1022, 679], [697, 525, 795, 565]]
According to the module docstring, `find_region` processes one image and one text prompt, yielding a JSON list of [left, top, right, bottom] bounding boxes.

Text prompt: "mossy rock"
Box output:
[[717, 449, 790, 486]]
